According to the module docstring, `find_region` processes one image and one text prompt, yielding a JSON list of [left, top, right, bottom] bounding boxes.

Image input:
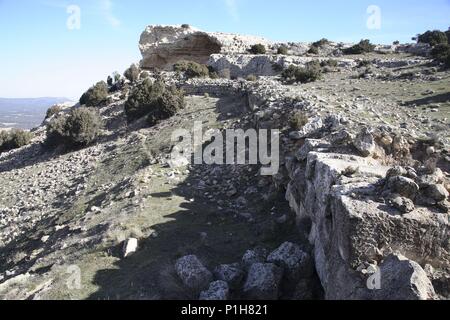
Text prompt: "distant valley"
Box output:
[[0, 97, 72, 130]]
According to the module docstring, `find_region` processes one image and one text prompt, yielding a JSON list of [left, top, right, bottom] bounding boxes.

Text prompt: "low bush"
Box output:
[[45, 107, 102, 148], [181, 24, 190, 29], [281, 62, 322, 84], [124, 79, 185, 125], [277, 46, 289, 55], [418, 30, 448, 47], [124, 64, 141, 83], [0, 129, 33, 153], [173, 60, 210, 79], [246, 74, 258, 81], [308, 45, 319, 54], [431, 43, 450, 68], [343, 39, 375, 55], [289, 111, 309, 130], [312, 38, 330, 48], [321, 59, 338, 68], [45, 105, 62, 119], [248, 44, 266, 54], [108, 71, 125, 92], [79, 81, 109, 107]]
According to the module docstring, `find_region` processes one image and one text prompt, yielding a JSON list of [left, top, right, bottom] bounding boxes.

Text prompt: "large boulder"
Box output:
[[139, 25, 271, 70], [267, 242, 313, 281], [175, 255, 213, 292], [374, 254, 437, 300], [243, 263, 283, 300]]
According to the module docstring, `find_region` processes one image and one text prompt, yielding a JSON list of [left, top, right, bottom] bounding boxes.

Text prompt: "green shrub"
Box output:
[[124, 79, 185, 124], [431, 43, 450, 68], [312, 38, 330, 48], [343, 39, 375, 55], [248, 44, 266, 54], [124, 64, 140, 83], [289, 111, 309, 130], [45, 107, 102, 148], [418, 30, 448, 47], [277, 46, 289, 55], [308, 45, 319, 54], [45, 105, 62, 119], [321, 59, 338, 68], [281, 63, 322, 84], [0, 129, 33, 153], [181, 24, 190, 29], [79, 81, 109, 107], [393, 40, 400, 45], [173, 60, 210, 79]]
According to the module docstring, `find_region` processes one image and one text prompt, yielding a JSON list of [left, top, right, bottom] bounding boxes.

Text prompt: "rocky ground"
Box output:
[[0, 25, 449, 300]]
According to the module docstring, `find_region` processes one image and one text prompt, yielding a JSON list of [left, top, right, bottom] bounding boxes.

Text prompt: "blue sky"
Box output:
[[0, 0, 449, 100]]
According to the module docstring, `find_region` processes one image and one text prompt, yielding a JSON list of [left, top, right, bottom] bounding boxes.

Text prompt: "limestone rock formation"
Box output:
[[139, 25, 271, 70]]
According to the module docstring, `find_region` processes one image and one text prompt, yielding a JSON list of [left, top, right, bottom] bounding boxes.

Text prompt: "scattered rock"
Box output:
[[175, 255, 213, 292], [242, 247, 268, 270], [122, 238, 138, 258], [353, 127, 376, 157], [267, 242, 312, 281], [199, 280, 230, 300], [385, 176, 419, 200], [243, 263, 283, 300], [213, 263, 245, 289]]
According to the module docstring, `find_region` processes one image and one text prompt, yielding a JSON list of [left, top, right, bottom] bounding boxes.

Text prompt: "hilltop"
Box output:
[[0, 25, 449, 300]]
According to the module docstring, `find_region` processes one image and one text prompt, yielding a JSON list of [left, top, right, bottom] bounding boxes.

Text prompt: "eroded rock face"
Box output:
[[139, 25, 271, 70], [285, 150, 449, 300]]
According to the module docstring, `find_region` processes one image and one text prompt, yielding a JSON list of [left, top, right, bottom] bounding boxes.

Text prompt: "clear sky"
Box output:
[[1, 0, 449, 100]]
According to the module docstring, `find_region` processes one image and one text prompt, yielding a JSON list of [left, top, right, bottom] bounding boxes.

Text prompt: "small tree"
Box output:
[[418, 30, 448, 47], [45, 107, 102, 148], [79, 81, 109, 107], [124, 79, 185, 124], [248, 44, 266, 54], [124, 64, 141, 83]]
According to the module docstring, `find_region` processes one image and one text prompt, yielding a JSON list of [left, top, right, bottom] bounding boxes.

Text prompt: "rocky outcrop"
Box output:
[[285, 149, 449, 300], [139, 25, 271, 70]]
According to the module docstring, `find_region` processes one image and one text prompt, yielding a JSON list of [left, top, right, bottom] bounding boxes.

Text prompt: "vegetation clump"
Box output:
[[277, 46, 289, 55], [431, 43, 450, 68], [343, 39, 375, 55], [307, 45, 319, 54], [417, 30, 448, 47], [124, 64, 141, 83], [0, 129, 33, 153], [79, 81, 109, 107], [45, 107, 102, 148], [281, 61, 322, 84], [173, 60, 210, 79], [248, 44, 267, 54], [289, 111, 309, 130], [45, 105, 63, 119], [124, 79, 185, 125], [312, 38, 330, 48]]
